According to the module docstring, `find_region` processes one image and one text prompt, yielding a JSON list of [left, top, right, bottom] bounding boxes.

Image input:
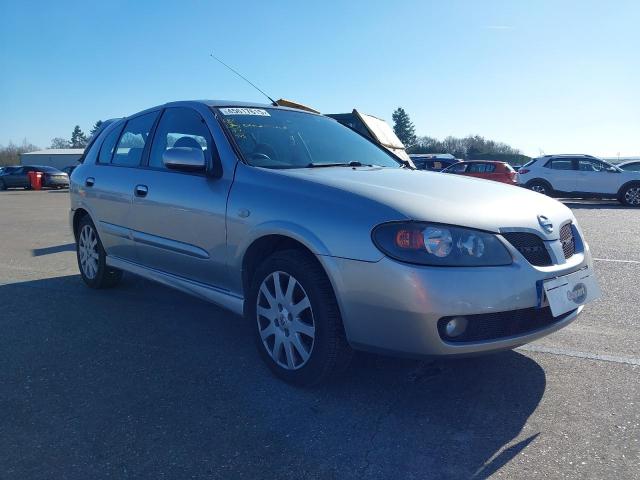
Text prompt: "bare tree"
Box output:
[[50, 137, 72, 149], [0, 139, 39, 166]]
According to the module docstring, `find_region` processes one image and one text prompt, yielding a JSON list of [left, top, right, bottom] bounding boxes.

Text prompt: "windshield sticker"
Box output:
[[219, 107, 270, 116]]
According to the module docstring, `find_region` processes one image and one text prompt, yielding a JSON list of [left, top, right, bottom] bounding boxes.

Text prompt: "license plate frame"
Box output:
[[541, 267, 601, 317]]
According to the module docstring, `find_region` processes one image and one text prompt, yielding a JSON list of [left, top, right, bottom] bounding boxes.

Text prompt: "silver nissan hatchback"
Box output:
[[70, 100, 600, 385]]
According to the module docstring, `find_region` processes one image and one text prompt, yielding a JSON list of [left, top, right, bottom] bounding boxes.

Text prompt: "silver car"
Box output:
[[69, 101, 600, 385]]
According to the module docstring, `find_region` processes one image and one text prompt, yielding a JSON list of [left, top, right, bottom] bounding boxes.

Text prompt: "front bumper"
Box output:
[[325, 244, 591, 358]]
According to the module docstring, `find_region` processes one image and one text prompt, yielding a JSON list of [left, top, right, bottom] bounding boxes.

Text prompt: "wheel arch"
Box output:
[[241, 234, 329, 305], [525, 178, 553, 190], [617, 180, 640, 196], [72, 207, 91, 240]]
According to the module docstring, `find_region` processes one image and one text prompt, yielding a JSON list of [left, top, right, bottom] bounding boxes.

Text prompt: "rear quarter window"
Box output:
[[98, 123, 125, 164]]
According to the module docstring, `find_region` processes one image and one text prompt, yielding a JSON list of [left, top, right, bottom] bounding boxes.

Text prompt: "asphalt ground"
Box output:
[[0, 190, 638, 479]]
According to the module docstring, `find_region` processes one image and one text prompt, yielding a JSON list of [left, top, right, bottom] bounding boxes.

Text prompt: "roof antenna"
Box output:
[[209, 53, 277, 106]]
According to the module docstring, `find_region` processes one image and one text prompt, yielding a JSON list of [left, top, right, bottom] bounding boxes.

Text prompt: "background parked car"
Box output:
[[409, 154, 460, 171], [517, 154, 640, 206], [0, 165, 69, 190], [62, 165, 77, 176], [618, 160, 640, 172], [441, 160, 518, 185]]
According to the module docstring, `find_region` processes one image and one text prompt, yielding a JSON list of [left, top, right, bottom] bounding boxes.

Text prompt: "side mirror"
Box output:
[[606, 166, 618, 173], [162, 147, 205, 172]]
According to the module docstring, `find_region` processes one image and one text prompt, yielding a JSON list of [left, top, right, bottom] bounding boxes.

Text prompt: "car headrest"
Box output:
[[173, 136, 202, 150]]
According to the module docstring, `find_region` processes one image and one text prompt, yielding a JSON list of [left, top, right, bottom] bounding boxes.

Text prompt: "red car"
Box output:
[[441, 161, 518, 185]]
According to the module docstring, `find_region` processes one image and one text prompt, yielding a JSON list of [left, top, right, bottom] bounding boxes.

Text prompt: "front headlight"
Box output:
[[372, 222, 512, 266]]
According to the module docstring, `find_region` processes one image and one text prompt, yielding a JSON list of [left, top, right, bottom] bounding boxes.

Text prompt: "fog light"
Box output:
[[445, 317, 468, 337]]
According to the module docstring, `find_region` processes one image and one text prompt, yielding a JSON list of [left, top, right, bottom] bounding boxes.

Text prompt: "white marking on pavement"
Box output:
[[593, 258, 640, 264], [518, 344, 640, 366]]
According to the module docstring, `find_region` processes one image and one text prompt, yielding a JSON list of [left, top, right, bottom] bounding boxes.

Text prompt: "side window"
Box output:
[[98, 123, 124, 164], [148, 108, 212, 170], [469, 163, 494, 173], [448, 163, 468, 173], [112, 112, 158, 167], [578, 160, 608, 172], [546, 160, 574, 170]]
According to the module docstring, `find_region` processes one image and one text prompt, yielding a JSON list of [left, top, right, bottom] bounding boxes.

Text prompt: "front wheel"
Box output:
[[619, 184, 640, 207], [76, 216, 123, 288], [247, 250, 352, 386]]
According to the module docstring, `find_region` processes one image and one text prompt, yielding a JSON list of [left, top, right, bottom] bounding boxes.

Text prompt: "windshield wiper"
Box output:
[[306, 161, 365, 168]]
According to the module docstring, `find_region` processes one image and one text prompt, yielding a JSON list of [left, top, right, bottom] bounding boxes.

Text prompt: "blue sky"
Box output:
[[1, 0, 638, 157]]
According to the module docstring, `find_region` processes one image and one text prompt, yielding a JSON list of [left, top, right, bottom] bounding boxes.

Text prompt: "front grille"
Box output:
[[560, 223, 575, 259], [438, 307, 575, 343], [502, 232, 552, 266]]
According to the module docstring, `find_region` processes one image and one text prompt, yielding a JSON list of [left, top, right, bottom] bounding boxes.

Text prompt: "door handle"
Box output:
[[134, 184, 148, 197], [85, 177, 95, 187]]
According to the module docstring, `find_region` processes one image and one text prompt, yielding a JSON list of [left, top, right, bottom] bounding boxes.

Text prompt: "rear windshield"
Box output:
[[216, 107, 401, 169]]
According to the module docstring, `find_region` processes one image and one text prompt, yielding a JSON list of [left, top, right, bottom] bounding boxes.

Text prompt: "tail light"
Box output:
[[518, 168, 530, 174]]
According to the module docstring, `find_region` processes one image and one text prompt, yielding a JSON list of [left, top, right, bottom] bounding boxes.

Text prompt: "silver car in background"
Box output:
[[69, 101, 600, 385]]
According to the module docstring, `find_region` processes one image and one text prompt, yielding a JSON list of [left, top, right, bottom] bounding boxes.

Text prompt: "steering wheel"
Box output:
[[250, 152, 272, 163], [251, 144, 278, 163]]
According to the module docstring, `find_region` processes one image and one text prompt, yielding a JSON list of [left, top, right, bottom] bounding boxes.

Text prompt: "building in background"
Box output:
[[20, 149, 84, 169]]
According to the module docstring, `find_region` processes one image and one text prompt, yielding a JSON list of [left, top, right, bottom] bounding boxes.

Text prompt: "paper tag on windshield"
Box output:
[[219, 107, 270, 116]]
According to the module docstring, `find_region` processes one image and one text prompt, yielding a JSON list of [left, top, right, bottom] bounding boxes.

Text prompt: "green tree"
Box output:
[[50, 137, 71, 149], [89, 120, 103, 137], [392, 107, 417, 147], [70, 125, 88, 148]]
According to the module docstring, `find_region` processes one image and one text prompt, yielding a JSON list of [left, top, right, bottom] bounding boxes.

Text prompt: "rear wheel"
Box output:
[[247, 249, 352, 386], [619, 183, 640, 207], [527, 180, 553, 196], [76, 215, 123, 288]]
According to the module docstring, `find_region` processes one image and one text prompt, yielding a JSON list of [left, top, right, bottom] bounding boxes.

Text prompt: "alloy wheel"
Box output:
[[256, 271, 315, 370], [624, 187, 640, 206], [531, 184, 546, 194], [78, 224, 99, 279]]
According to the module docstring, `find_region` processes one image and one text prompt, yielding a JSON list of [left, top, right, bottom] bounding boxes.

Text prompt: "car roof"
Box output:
[[458, 160, 507, 165], [125, 100, 315, 119], [536, 154, 598, 160], [23, 165, 62, 171]]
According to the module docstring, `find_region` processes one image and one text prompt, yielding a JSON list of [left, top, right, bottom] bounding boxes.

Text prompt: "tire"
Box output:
[[247, 249, 353, 386], [76, 215, 123, 288], [619, 183, 640, 207], [527, 180, 553, 196]]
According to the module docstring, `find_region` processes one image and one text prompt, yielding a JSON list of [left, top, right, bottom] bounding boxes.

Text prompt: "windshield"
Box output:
[[217, 107, 401, 169]]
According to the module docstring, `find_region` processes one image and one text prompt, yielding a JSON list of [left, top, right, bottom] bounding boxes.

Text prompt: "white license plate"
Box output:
[[543, 267, 601, 317]]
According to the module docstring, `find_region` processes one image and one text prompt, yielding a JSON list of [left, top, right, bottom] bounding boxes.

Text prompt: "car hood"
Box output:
[[276, 167, 574, 240]]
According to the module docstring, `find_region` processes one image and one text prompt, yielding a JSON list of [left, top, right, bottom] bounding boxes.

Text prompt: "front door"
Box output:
[[575, 158, 621, 195], [6, 167, 29, 187], [128, 107, 230, 289]]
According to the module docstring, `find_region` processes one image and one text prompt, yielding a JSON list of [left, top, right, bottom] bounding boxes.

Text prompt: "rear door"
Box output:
[[543, 159, 577, 192], [128, 106, 230, 288], [84, 113, 158, 261]]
